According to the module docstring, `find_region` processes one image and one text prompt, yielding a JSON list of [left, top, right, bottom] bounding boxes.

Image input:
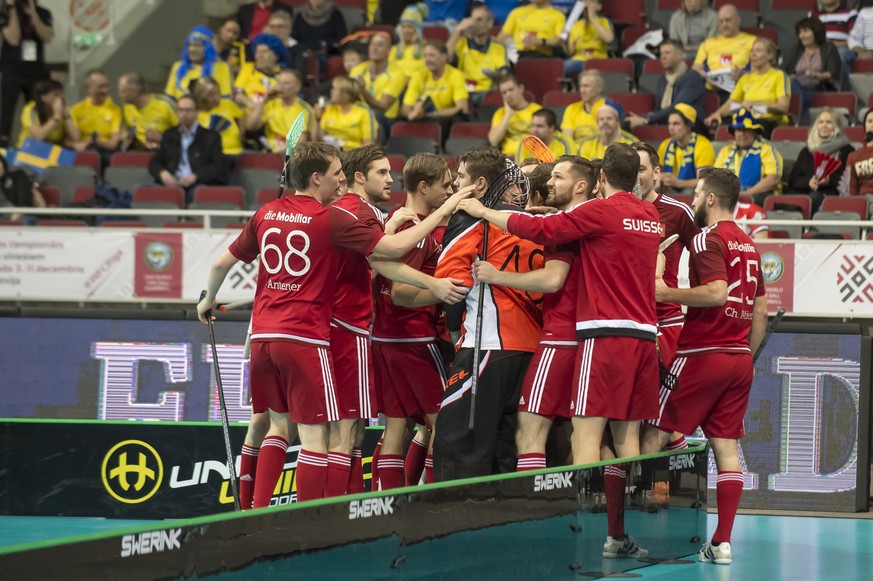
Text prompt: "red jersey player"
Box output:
[[641, 168, 768, 566], [370, 153, 455, 490], [326, 144, 470, 496], [197, 142, 468, 505], [733, 199, 769, 240], [458, 143, 661, 467]]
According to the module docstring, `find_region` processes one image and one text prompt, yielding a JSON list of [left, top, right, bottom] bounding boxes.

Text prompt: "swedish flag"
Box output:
[[9, 138, 77, 174]]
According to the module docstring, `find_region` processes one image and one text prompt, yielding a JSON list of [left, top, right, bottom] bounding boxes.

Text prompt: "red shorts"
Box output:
[[249, 341, 339, 424], [652, 351, 754, 439], [657, 320, 683, 369], [330, 324, 377, 419], [519, 342, 576, 421], [372, 341, 446, 421], [572, 336, 659, 421]]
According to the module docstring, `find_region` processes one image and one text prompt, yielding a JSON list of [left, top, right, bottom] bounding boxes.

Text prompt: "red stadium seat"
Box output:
[[745, 27, 779, 45], [192, 186, 244, 208], [449, 122, 491, 139], [609, 93, 655, 117], [163, 221, 204, 229], [704, 93, 720, 116], [810, 92, 857, 116], [74, 150, 100, 174], [515, 59, 564, 103], [133, 186, 184, 208], [715, 126, 733, 141], [602, 0, 645, 26], [35, 219, 89, 227], [37, 186, 60, 207], [445, 154, 459, 170], [642, 60, 666, 75], [110, 151, 153, 167], [327, 55, 345, 79], [764, 194, 810, 219], [632, 125, 670, 142], [771, 126, 810, 141], [855, 61, 873, 74], [656, 0, 682, 8], [722, 0, 761, 12], [391, 121, 441, 143], [353, 24, 394, 35], [789, 93, 802, 123], [845, 127, 866, 143], [770, 0, 815, 7], [257, 188, 295, 207], [72, 187, 94, 205], [585, 58, 634, 77], [543, 90, 580, 108], [620, 27, 652, 52], [483, 90, 536, 106], [236, 153, 283, 170], [422, 26, 448, 42], [100, 221, 148, 228], [820, 196, 868, 218], [387, 154, 405, 172]]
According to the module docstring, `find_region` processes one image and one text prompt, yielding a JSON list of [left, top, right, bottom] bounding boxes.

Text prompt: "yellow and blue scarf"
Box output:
[[663, 133, 698, 181], [723, 138, 764, 191]]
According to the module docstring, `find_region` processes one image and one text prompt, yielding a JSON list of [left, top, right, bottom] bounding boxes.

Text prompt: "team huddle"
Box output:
[[197, 139, 768, 566]]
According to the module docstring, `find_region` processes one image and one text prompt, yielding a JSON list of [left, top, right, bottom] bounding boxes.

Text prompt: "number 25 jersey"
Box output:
[[229, 195, 384, 346], [677, 220, 765, 357]]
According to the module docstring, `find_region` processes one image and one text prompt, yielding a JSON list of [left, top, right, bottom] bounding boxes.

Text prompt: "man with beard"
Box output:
[[641, 167, 768, 566]]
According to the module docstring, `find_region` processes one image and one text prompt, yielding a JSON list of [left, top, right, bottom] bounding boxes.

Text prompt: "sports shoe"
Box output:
[[699, 541, 732, 565], [602, 535, 649, 559]]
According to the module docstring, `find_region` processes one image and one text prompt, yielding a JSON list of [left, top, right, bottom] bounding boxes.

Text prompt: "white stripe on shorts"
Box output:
[[529, 347, 555, 414], [576, 339, 595, 416], [653, 356, 687, 427], [318, 347, 339, 421], [427, 343, 448, 388]]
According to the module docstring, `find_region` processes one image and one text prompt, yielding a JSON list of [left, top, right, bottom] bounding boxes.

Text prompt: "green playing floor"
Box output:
[[2, 513, 871, 579]]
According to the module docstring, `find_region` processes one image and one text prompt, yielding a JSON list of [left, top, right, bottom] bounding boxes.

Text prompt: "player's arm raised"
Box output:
[[473, 258, 569, 293], [370, 186, 475, 259], [370, 258, 469, 304], [458, 197, 596, 245]]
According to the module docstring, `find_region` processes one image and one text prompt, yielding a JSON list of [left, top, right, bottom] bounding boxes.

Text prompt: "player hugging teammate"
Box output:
[[199, 140, 767, 567]]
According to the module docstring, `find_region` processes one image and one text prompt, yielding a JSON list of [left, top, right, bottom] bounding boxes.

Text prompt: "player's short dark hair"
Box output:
[[527, 162, 555, 206], [470, 2, 493, 18], [341, 144, 388, 187], [424, 39, 448, 55], [602, 143, 640, 192], [404, 152, 449, 193], [519, 157, 540, 167], [459, 147, 505, 188], [699, 167, 741, 211], [555, 155, 597, 197], [659, 38, 684, 52], [632, 142, 661, 169], [120, 72, 145, 92], [291, 141, 340, 190], [532, 108, 558, 128]]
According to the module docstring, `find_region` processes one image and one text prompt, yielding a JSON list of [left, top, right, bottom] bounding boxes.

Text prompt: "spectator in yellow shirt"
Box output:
[[118, 72, 178, 151], [563, 0, 615, 77], [516, 108, 574, 161], [390, 3, 427, 81], [577, 105, 636, 160], [447, 4, 509, 104], [402, 39, 470, 140], [488, 74, 542, 156], [166, 26, 233, 101], [714, 108, 783, 204], [315, 76, 377, 150], [233, 33, 287, 103], [213, 16, 244, 77], [350, 32, 406, 138], [657, 103, 715, 195], [246, 69, 314, 153], [16, 79, 80, 149], [705, 38, 791, 138], [692, 5, 756, 98], [191, 76, 244, 155], [498, 0, 566, 58], [561, 70, 623, 144], [69, 70, 123, 166]]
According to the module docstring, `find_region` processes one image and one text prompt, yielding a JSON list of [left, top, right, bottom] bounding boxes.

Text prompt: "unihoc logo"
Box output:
[[669, 453, 696, 471], [102, 440, 164, 504], [534, 472, 573, 492], [120, 528, 182, 558], [349, 496, 395, 520], [144, 241, 173, 271]]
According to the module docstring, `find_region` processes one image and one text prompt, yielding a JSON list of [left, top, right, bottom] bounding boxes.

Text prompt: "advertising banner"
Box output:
[[134, 232, 183, 299]]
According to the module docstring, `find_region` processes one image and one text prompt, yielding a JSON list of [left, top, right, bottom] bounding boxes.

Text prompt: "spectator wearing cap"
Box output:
[[290, 0, 348, 81], [670, 0, 718, 60], [166, 26, 234, 101], [714, 107, 784, 204], [657, 104, 715, 195], [705, 37, 791, 138], [233, 33, 287, 104], [627, 39, 706, 131], [390, 3, 427, 81]]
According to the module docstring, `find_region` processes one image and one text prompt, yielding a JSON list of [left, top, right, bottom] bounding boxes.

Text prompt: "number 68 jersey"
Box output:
[[229, 195, 385, 346], [676, 220, 765, 357]]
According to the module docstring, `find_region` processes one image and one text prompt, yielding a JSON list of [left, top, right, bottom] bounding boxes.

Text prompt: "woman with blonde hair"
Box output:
[[704, 37, 791, 138], [787, 107, 854, 211], [191, 76, 244, 155], [315, 76, 377, 150]]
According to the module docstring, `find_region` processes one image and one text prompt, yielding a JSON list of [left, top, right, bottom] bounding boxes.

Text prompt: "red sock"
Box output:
[[713, 471, 744, 544], [424, 454, 434, 484], [296, 450, 327, 502], [377, 454, 405, 490], [666, 436, 689, 450], [324, 452, 352, 497], [604, 464, 627, 539], [405, 438, 428, 485], [517, 453, 546, 472], [348, 448, 365, 494], [239, 444, 259, 510], [370, 437, 383, 490], [252, 436, 287, 509]]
